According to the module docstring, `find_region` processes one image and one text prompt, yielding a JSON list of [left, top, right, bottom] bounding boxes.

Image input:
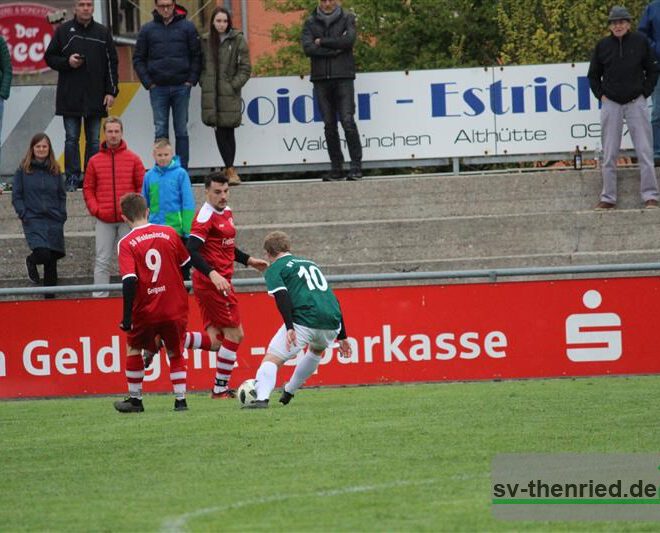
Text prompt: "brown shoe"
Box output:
[[226, 167, 241, 186], [594, 201, 615, 210], [644, 199, 659, 209]]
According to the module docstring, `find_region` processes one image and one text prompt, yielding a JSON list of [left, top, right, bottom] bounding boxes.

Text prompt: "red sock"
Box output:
[[213, 339, 239, 393], [169, 354, 187, 399], [184, 331, 212, 350], [126, 355, 145, 399]]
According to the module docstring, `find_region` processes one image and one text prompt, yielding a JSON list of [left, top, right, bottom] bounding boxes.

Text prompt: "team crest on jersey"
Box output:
[[228, 217, 234, 227]]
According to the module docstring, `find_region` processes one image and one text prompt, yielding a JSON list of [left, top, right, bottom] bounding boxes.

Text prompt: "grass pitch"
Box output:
[[2, 376, 660, 532]]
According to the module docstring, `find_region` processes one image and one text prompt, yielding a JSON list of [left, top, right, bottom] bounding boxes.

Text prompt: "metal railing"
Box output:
[[1, 262, 660, 298]]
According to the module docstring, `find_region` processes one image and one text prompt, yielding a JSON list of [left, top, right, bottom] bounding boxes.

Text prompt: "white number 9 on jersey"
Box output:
[[145, 249, 162, 283]]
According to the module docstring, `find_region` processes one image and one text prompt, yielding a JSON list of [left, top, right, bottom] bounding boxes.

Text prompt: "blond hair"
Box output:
[[264, 231, 291, 256], [153, 138, 172, 150], [104, 116, 123, 131]]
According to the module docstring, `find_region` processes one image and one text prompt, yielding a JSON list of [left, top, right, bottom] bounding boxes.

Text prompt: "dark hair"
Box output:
[[120, 193, 148, 222], [264, 231, 291, 256], [209, 6, 233, 64], [21, 133, 60, 175], [204, 171, 229, 188]]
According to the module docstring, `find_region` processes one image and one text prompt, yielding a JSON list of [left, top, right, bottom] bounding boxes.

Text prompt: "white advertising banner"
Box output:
[[3, 62, 639, 170]]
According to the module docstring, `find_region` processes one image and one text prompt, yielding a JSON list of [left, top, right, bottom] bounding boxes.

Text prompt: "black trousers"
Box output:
[[214, 127, 236, 168], [29, 247, 59, 290], [314, 79, 362, 167]]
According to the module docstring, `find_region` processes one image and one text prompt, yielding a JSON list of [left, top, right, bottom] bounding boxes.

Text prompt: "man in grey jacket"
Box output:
[[302, 0, 362, 181]]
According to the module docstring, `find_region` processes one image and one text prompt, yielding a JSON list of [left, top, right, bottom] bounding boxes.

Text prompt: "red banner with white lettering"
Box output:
[[0, 3, 55, 74], [1, 277, 658, 399]]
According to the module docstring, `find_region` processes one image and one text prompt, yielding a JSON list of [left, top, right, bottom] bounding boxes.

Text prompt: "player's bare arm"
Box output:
[[235, 247, 268, 272], [337, 317, 350, 357], [248, 257, 269, 272], [337, 339, 352, 358], [208, 270, 231, 293], [286, 328, 298, 350]]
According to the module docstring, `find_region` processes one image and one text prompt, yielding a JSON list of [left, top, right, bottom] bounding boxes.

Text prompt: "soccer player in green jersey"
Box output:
[[244, 231, 351, 409]]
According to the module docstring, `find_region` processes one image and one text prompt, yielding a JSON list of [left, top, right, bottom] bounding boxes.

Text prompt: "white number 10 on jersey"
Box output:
[[298, 265, 328, 291]]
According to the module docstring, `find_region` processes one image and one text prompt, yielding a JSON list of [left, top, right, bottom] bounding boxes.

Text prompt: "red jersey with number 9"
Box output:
[[118, 223, 191, 324]]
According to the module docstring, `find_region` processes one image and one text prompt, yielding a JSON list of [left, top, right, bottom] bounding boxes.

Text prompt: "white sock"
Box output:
[[287, 351, 321, 393], [255, 361, 278, 401]]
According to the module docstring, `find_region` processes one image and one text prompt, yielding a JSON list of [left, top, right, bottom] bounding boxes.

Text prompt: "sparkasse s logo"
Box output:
[[565, 290, 622, 362]]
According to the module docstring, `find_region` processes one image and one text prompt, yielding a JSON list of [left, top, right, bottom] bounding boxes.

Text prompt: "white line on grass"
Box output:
[[161, 478, 440, 532]]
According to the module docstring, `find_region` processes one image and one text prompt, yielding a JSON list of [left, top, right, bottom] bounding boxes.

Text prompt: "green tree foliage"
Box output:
[[498, 0, 651, 64], [254, 0, 656, 75], [253, 0, 502, 75]]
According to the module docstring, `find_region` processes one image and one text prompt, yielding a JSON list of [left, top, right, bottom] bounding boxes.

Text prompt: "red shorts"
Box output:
[[126, 320, 186, 355], [194, 284, 241, 330]]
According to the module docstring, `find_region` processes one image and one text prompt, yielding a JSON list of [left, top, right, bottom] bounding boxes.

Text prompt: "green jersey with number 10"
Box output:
[[264, 254, 342, 330]]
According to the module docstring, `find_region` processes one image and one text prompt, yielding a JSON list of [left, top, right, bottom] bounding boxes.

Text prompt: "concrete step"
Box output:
[[2, 209, 659, 282], [0, 168, 655, 233]]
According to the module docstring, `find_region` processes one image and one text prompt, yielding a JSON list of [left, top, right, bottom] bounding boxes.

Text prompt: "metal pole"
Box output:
[[2, 262, 660, 297], [240, 0, 248, 38]]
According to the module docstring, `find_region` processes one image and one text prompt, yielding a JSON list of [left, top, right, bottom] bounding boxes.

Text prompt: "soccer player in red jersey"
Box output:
[[114, 193, 192, 413], [185, 172, 268, 398]]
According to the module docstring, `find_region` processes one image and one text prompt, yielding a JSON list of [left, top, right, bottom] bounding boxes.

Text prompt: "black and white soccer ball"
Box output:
[[237, 379, 258, 406]]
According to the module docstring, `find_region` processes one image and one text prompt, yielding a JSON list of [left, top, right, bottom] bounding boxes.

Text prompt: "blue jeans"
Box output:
[[149, 84, 191, 169], [314, 79, 362, 168], [63, 115, 101, 184], [652, 79, 660, 158]]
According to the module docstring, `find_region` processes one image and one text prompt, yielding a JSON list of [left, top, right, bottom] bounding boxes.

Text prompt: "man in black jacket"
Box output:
[[45, 0, 118, 192], [588, 5, 659, 209], [302, 0, 362, 181], [133, 1, 202, 170]]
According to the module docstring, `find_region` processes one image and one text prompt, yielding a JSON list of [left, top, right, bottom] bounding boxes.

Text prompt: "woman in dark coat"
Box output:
[[12, 133, 67, 297], [200, 6, 251, 185]]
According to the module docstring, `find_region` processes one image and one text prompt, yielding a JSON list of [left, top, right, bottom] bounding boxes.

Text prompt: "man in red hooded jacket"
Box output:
[[84, 116, 145, 297]]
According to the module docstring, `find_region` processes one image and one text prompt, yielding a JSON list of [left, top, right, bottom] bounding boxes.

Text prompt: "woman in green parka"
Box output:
[[201, 6, 251, 185]]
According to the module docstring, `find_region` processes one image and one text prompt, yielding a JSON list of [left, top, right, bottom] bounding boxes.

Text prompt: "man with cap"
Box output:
[[588, 5, 659, 209]]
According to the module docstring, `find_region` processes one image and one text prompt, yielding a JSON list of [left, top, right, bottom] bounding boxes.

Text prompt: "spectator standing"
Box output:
[[133, 0, 202, 170], [45, 0, 118, 192], [588, 5, 659, 209], [83, 117, 145, 297], [302, 0, 362, 181], [639, 1, 660, 163], [200, 6, 251, 186], [11, 133, 66, 298], [0, 35, 12, 170], [142, 138, 195, 280]]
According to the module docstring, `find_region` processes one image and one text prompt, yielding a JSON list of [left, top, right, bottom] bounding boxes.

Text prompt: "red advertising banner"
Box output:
[[0, 3, 55, 74], [0, 277, 658, 399]]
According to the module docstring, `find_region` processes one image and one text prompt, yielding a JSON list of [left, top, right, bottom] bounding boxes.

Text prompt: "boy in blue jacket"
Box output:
[[142, 138, 195, 279]]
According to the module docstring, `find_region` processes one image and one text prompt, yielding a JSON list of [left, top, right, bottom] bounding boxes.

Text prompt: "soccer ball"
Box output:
[[237, 379, 258, 406]]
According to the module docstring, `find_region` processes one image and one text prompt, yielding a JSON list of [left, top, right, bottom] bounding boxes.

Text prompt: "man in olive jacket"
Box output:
[[0, 35, 12, 173], [302, 0, 362, 181]]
